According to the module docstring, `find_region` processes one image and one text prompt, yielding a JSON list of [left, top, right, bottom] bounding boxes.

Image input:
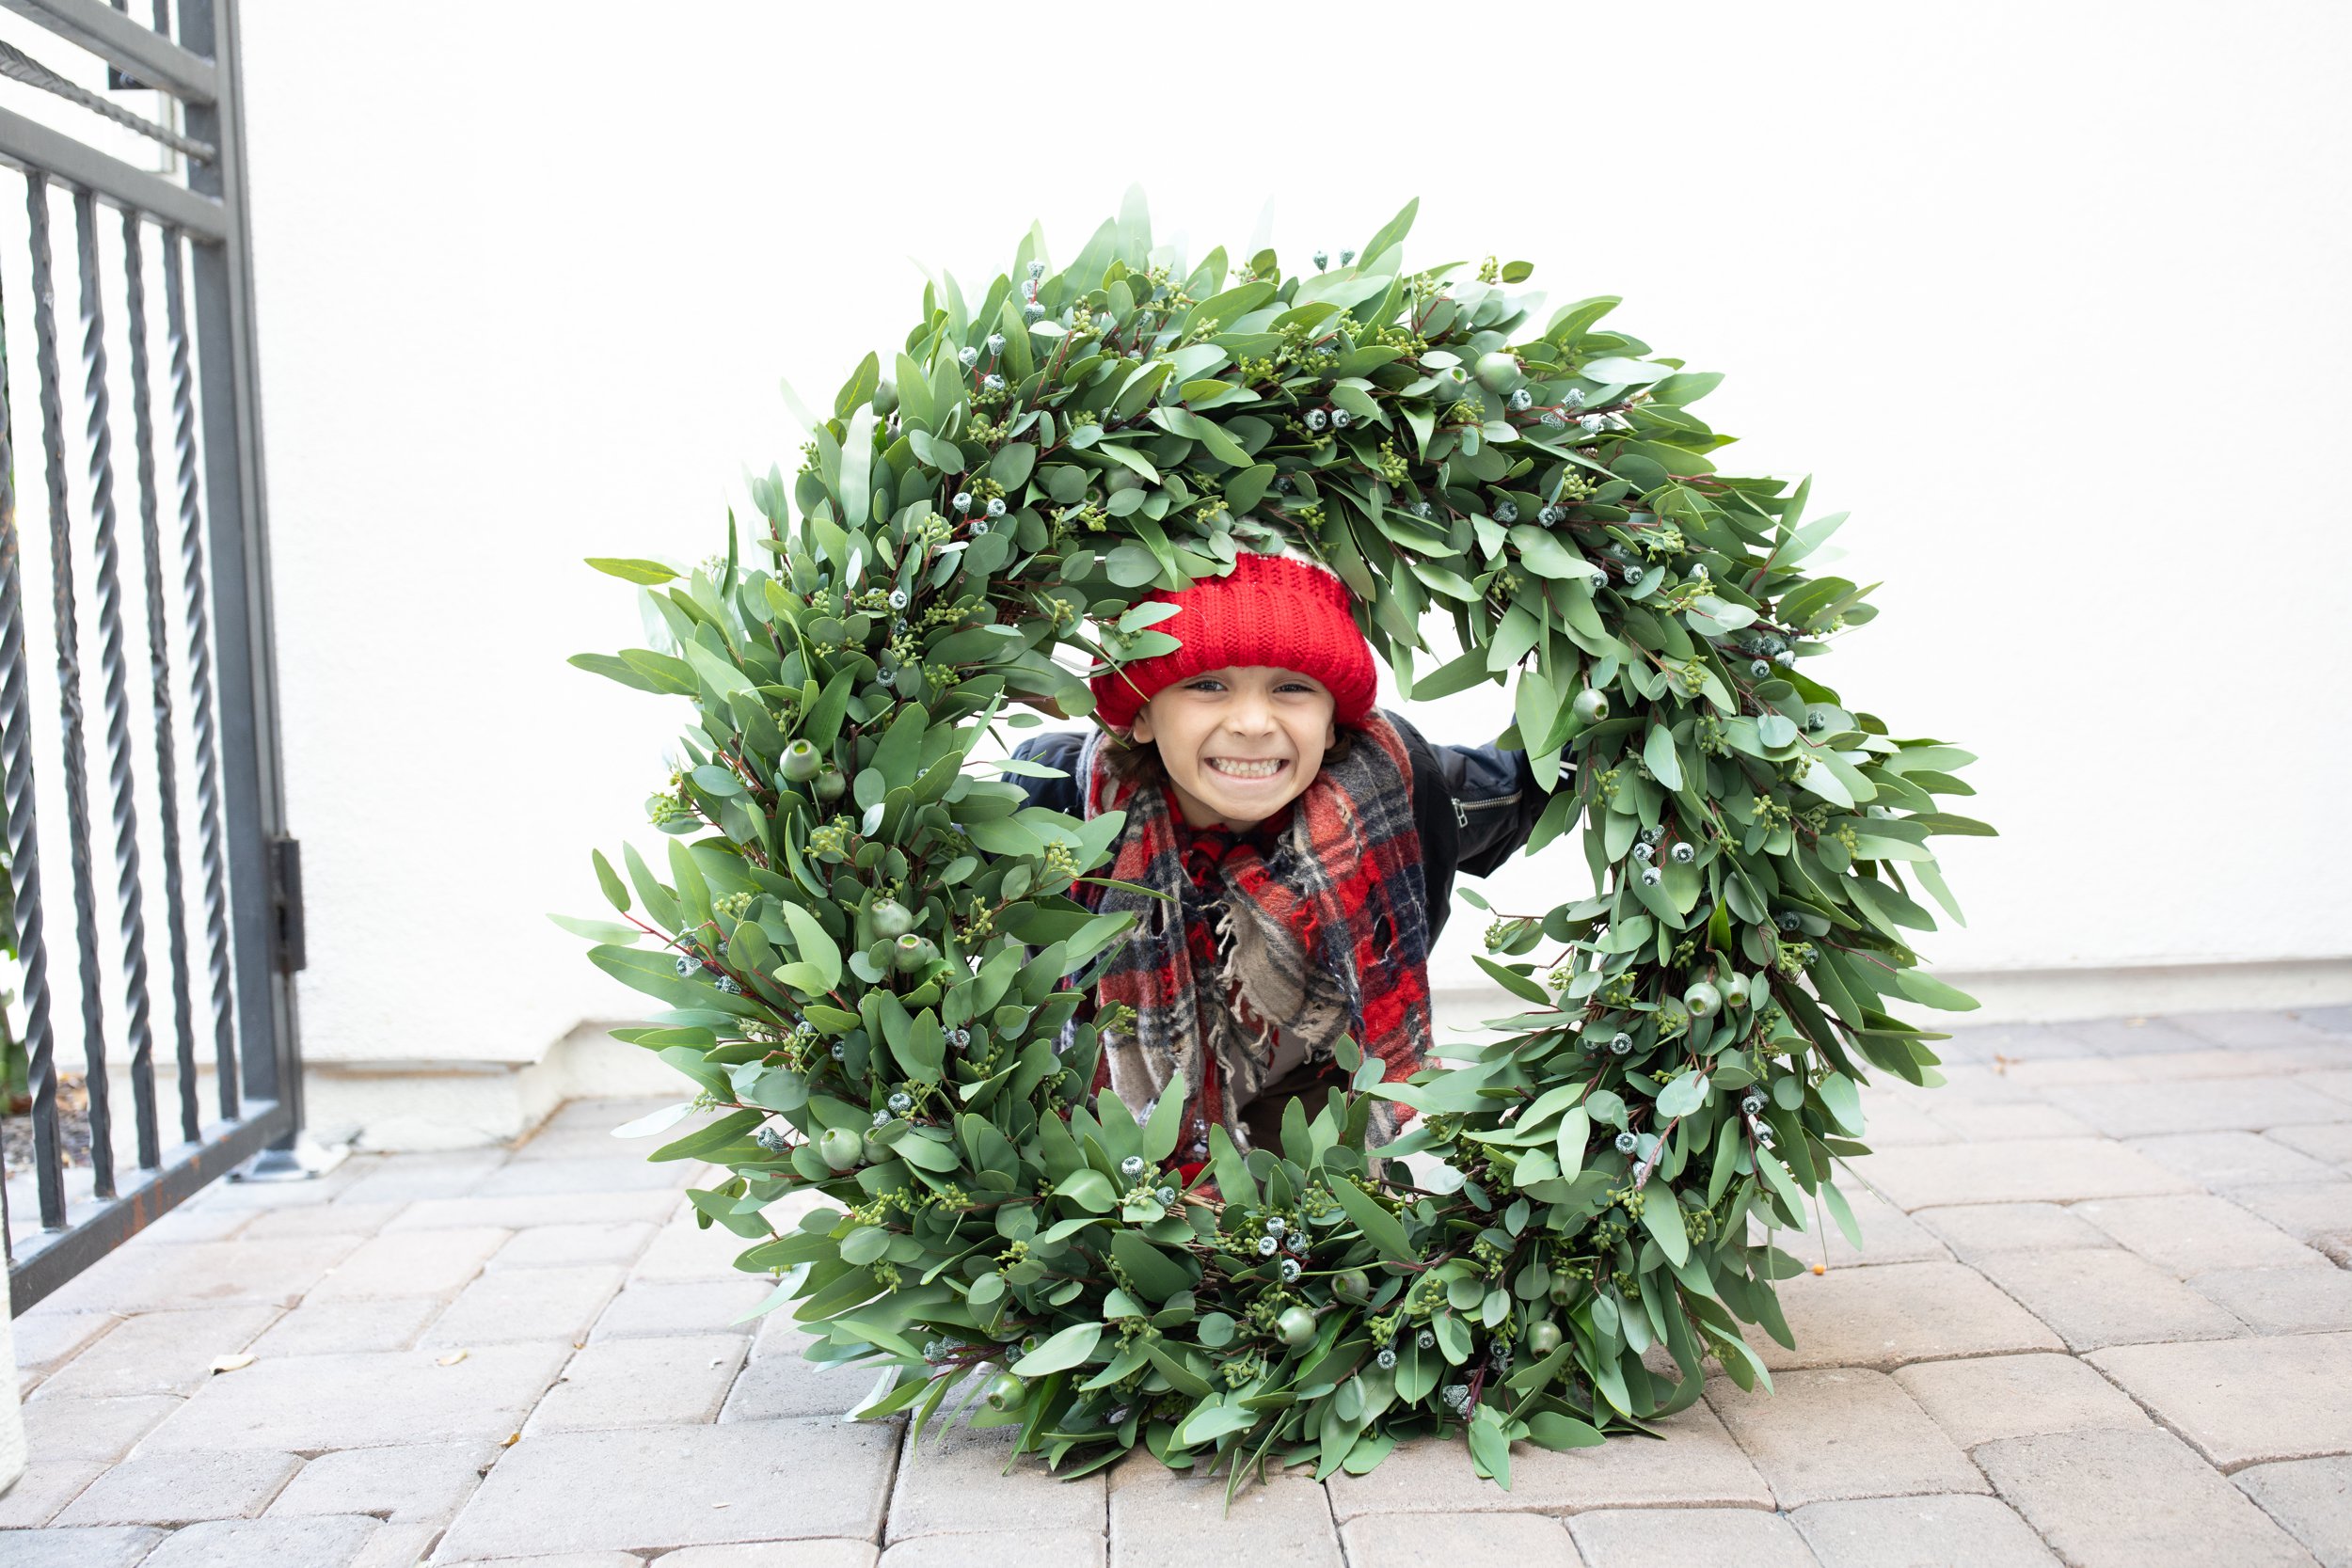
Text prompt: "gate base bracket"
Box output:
[[230, 1132, 348, 1184]]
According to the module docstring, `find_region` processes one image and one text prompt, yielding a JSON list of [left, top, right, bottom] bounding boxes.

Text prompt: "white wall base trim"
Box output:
[[300, 1022, 682, 1152], [1430, 954, 2352, 1036], [270, 957, 2352, 1152]]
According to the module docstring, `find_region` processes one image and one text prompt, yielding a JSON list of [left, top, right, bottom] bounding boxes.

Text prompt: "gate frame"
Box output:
[[0, 0, 302, 1312]]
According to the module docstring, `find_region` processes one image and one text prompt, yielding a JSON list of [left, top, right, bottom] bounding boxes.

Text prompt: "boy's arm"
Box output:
[[1438, 739, 1559, 878], [1004, 729, 1087, 816]]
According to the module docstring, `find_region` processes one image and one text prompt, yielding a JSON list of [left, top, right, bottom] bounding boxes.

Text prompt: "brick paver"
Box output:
[[1, 1006, 2343, 1564], [522, 1335, 746, 1433], [420, 1265, 628, 1350], [1108, 1456, 1341, 1568], [27, 1308, 280, 1402], [1571, 1505, 1816, 1563], [1324, 1401, 1772, 1517], [1969, 1247, 2249, 1350], [1912, 1200, 2114, 1260], [263, 1440, 497, 1526], [0, 1527, 169, 1566], [2233, 1456, 2352, 1568], [2071, 1192, 2328, 1275], [2229, 1181, 2352, 1264], [1887, 1351, 2151, 1454], [2126, 1130, 2348, 1189], [879, 1529, 1100, 1568], [1571, 1506, 1816, 1563], [1977, 1428, 2318, 1567], [1336, 1512, 1569, 1568], [885, 1418, 1104, 1543], [51, 1451, 298, 1528], [1706, 1369, 1988, 1508], [1849, 1137, 2193, 1210], [435, 1420, 897, 1558], [2090, 1333, 2352, 1467], [134, 1343, 569, 1455], [1791, 1493, 2059, 1565], [2192, 1264, 2352, 1334], [1744, 1260, 2062, 1370]]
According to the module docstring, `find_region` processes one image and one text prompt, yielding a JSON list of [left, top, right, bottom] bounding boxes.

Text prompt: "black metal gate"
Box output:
[[0, 0, 299, 1311]]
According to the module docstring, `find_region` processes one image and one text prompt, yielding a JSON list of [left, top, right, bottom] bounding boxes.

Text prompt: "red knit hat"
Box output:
[[1090, 551, 1376, 729]]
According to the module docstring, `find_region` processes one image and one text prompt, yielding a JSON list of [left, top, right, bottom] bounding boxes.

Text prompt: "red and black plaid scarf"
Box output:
[[1068, 713, 1434, 1168]]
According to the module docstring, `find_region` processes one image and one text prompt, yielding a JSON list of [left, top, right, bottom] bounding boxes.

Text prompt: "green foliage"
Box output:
[[565, 190, 1992, 1498]]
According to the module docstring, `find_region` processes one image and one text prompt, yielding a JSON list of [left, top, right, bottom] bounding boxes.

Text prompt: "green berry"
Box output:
[[1683, 980, 1722, 1019], [818, 1127, 863, 1171], [1334, 1268, 1372, 1305], [1525, 1321, 1563, 1356], [1722, 974, 1752, 1008], [814, 768, 847, 802], [892, 934, 937, 973], [778, 740, 820, 783], [1277, 1306, 1317, 1348], [982, 1372, 1027, 1412], [1571, 688, 1610, 724], [1473, 350, 1522, 393], [871, 900, 914, 939]]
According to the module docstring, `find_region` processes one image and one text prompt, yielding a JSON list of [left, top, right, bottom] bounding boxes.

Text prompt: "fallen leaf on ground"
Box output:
[[208, 1354, 256, 1374], [437, 1349, 469, 1366]]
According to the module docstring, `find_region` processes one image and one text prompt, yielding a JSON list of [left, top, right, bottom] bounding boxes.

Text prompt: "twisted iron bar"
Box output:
[[161, 229, 237, 1119], [76, 187, 161, 1176], [0, 176, 67, 1231], [123, 208, 196, 1150], [0, 40, 215, 162], [28, 173, 115, 1203]]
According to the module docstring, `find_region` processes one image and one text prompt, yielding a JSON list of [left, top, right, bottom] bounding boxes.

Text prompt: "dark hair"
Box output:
[[1098, 724, 1357, 790]]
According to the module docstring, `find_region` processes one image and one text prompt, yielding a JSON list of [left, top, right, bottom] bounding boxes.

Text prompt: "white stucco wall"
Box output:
[[227, 3, 2349, 1112]]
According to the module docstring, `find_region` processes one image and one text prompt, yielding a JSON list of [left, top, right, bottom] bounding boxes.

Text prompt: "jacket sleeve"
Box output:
[[1004, 729, 1088, 816], [1438, 739, 1560, 879]]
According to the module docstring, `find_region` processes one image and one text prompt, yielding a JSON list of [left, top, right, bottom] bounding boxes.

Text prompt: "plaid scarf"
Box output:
[[1068, 712, 1434, 1163]]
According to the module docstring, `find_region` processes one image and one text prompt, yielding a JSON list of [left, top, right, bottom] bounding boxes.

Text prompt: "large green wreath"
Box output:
[[564, 192, 1991, 1497]]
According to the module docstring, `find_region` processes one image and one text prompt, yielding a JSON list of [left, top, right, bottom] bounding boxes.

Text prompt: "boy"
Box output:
[[1009, 549, 1550, 1184]]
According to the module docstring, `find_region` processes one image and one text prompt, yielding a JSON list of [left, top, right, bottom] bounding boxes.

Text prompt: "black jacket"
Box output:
[[1004, 711, 1553, 942]]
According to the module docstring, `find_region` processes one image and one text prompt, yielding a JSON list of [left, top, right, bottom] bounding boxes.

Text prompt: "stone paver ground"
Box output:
[[3, 1005, 2348, 1566]]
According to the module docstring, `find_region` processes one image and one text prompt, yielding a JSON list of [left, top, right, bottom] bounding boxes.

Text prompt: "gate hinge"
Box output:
[[270, 835, 306, 974]]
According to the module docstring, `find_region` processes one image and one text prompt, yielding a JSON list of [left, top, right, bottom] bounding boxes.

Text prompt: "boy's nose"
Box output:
[[1226, 692, 1277, 734]]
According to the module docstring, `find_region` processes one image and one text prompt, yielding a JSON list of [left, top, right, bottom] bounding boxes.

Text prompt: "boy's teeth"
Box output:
[[1210, 759, 1282, 778]]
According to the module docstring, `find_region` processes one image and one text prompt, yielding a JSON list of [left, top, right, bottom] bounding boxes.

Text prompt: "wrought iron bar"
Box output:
[[0, 105, 224, 241], [121, 207, 194, 1149], [76, 185, 160, 1175], [0, 173, 68, 1231], [0, 0, 218, 105], [0, 39, 214, 161], [127, 211, 199, 1144], [161, 225, 234, 1118], [51, 201, 155, 1178], [30, 173, 118, 1203]]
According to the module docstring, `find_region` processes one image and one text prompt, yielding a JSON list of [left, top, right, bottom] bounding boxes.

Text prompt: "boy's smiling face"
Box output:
[[1130, 665, 1338, 832]]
